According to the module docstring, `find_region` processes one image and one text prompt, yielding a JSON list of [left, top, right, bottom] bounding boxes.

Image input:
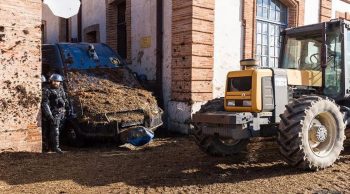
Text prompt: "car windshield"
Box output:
[[281, 34, 322, 71], [58, 43, 124, 70]]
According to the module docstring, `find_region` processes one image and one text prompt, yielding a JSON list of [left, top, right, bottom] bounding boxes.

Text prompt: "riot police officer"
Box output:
[[42, 74, 69, 154]]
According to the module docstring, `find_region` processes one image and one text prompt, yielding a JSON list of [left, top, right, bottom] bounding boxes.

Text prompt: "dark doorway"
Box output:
[[83, 24, 100, 43], [59, 18, 68, 42], [85, 31, 97, 43], [117, 1, 127, 59]]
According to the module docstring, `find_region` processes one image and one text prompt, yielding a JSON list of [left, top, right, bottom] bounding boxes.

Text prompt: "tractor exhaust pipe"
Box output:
[[240, 59, 260, 70]]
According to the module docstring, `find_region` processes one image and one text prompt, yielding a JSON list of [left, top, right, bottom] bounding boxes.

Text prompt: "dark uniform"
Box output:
[[42, 74, 69, 153]]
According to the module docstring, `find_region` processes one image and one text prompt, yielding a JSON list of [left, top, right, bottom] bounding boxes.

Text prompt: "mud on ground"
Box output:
[[0, 137, 349, 194]]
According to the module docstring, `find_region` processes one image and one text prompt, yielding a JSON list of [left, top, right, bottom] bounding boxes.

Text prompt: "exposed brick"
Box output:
[[171, 80, 212, 94], [172, 81, 192, 92], [191, 81, 212, 93], [193, 6, 214, 22], [171, 92, 212, 102], [172, 20, 192, 33], [191, 68, 213, 80], [192, 18, 214, 33], [172, 6, 192, 22], [192, 31, 214, 45], [193, 0, 215, 9], [172, 44, 192, 57], [191, 92, 213, 102], [172, 68, 213, 81], [172, 56, 213, 69], [172, 31, 192, 45], [171, 0, 215, 102], [192, 44, 214, 57], [173, 0, 193, 10], [172, 56, 192, 68], [191, 56, 214, 68], [0, 0, 42, 153], [320, 0, 332, 22]]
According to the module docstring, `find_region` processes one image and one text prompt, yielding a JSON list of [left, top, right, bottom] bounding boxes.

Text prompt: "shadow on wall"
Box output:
[[0, 137, 349, 188]]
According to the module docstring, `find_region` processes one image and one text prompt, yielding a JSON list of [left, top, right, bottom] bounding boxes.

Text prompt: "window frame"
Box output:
[[256, 0, 288, 67]]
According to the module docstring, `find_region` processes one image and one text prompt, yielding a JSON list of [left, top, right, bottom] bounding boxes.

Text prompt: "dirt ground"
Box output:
[[0, 136, 349, 194]]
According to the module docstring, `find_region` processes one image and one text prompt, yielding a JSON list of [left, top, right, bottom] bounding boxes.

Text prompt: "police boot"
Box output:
[[54, 137, 63, 154], [51, 127, 63, 154]]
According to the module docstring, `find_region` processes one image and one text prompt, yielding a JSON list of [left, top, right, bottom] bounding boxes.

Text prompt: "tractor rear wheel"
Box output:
[[191, 98, 249, 156], [278, 96, 345, 170]]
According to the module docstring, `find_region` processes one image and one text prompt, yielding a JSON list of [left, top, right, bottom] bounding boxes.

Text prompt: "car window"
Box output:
[[58, 44, 124, 70]]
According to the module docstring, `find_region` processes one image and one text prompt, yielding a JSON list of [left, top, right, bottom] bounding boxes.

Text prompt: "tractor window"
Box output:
[[346, 30, 350, 78], [323, 28, 343, 97], [345, 29, 350, 94], [281, 35, 322, 71], [348, 29, 350, 57]]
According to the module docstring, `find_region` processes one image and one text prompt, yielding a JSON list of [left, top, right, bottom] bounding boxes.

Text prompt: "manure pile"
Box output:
[[66, 68, 159, 124]]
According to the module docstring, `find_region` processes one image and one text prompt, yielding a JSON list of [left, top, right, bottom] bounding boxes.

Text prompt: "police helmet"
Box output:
[[41, 75, 47, 83], [49, 74, 64, 82]]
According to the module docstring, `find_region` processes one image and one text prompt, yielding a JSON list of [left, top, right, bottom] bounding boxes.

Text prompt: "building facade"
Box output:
[[163, 0, 350, 133], [0, 0, 42, 152], [0, 0, 349, 152], [43, 0, 350, 134], [42, 0, 107, 44]]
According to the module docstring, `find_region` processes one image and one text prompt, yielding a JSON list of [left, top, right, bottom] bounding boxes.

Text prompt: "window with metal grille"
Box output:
[[117, 1, 127, 59], [256, 0, 287, 67]]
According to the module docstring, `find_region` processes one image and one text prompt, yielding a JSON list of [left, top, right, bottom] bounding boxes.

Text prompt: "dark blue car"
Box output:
[[42, 43, 163, 146]]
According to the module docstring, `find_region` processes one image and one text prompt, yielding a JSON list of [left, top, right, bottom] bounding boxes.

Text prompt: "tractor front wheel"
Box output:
[[278, 96, 346, 170], [191, 98, 249, 156]]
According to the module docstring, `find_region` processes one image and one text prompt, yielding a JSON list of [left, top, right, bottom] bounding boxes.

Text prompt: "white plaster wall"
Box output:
[[167, 102, 192, 134], [82, 0, 107, 43], [42, 4, 59, 44], [304, 0, 320, 24], [213, 0, 243, 98], [162, 0, 172, 127], [167, 101, 206, 134], [332, 0, 350, 18], [130, 0, 157, 81]]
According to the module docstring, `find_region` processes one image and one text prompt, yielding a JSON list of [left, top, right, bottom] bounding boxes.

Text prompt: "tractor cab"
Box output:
[[280, 19, 350, 100]]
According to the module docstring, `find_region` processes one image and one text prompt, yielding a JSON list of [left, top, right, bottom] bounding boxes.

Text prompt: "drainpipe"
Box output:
[[78, 0, 82, 42], [156, 0, 164, 108], [65, 19, 70, 42]]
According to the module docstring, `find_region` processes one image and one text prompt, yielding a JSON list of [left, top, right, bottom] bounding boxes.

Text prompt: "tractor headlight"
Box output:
[[227, 100, 235, 107], [243, 100, 252, 107]]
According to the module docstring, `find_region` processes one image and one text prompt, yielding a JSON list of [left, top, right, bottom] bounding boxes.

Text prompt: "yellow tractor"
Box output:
[[192, 19, 350, 170]]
